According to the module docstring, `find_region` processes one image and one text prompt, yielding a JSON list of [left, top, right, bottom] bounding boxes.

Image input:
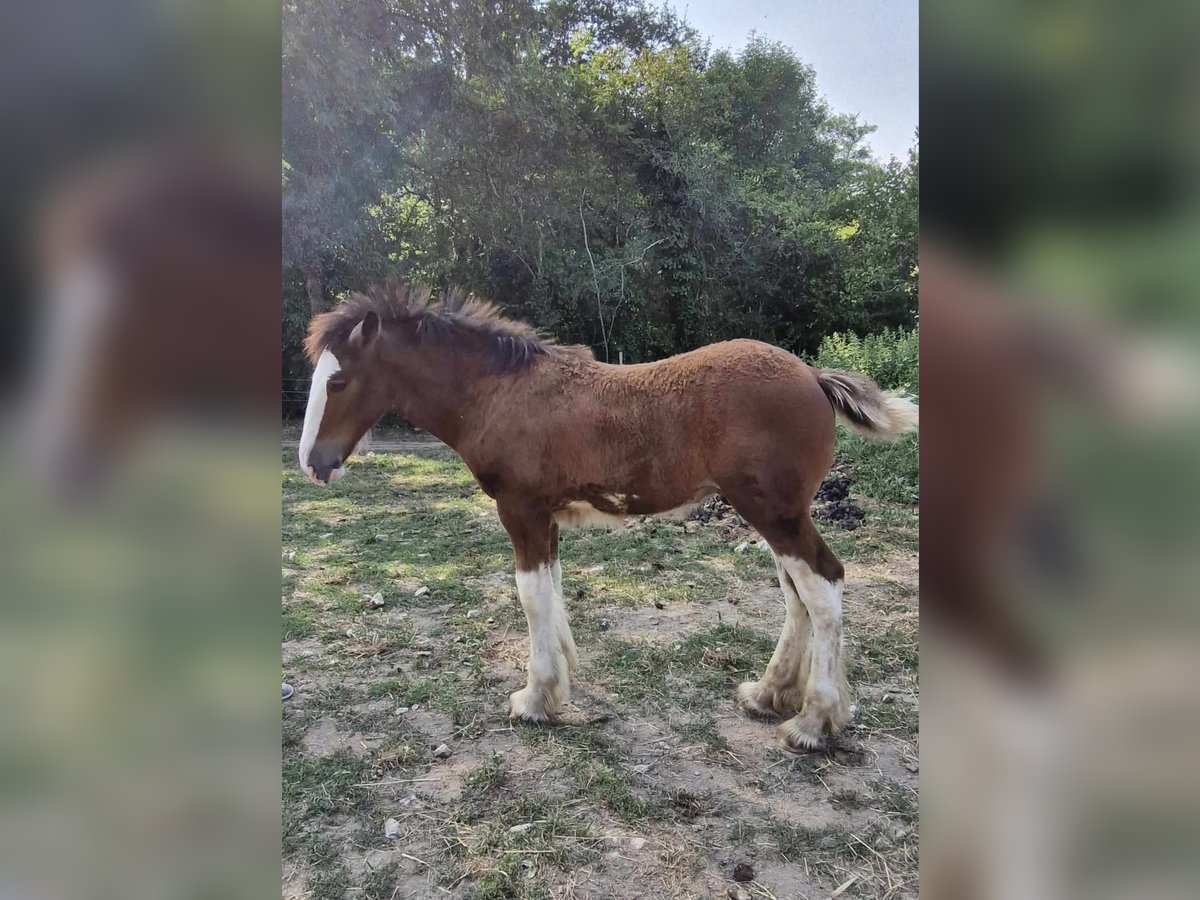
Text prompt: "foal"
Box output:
[[299, 283, 917, 752]]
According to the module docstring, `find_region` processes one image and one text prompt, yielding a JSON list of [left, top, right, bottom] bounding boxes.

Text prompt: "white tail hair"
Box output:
[[815, 369, 919, 440]]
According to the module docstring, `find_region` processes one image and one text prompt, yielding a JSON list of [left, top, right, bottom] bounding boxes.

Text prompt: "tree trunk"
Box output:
[[304, 265, 325, 317]]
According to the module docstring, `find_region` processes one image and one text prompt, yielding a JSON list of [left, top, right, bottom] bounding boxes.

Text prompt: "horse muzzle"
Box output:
[[303, 443, 344, 486]]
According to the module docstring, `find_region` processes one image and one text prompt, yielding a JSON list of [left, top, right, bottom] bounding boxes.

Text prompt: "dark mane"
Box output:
[[304, 280, 593, 372]]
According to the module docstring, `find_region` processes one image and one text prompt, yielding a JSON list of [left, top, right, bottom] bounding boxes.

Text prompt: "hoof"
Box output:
[[508, 686, 561, 725], [779, 713, 828, 754], [779, 704, 850, 755], [737, 680, 801, 720]]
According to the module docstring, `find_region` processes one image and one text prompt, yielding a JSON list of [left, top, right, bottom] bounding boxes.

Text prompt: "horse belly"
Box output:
[[551, 481, 717, 529]]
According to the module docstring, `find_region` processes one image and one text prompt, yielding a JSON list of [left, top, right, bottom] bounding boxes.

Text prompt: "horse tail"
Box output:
[[814, 369, 919, 440]]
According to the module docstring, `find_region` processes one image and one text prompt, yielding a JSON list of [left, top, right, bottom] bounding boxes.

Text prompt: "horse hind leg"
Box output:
[[774, 533, 851, 752], [723, 478, 851, 752], [737, 551, 813, 719]]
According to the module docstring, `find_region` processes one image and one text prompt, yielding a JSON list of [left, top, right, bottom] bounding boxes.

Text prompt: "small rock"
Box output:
[[364, 591, 385, 608], [882, 693, 895, 704], [508, 822, 534, 834], [384, 818, 402, 839], [410, 703, 419, 710], [374, 533, 388, 542], [414, 586, 430, 597], [732, 862, 754, 882], [467, 609, 482, 619], [394, 706, 409, 715], [728, 887, 752, 900], [628, 836, 647, 851], [734, 541, 750, 554], [432, 743, 452, 759], [654, 600, 665, 610]]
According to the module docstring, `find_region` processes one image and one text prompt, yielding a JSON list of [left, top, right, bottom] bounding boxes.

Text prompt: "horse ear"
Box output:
[[348, 311, 380, 353]]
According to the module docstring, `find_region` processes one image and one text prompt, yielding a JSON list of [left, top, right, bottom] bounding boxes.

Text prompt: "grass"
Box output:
[[283, 752, 371, 817], [282, 445, 919, 899], [815, 327, 920, 505], [594, 622, 778, 706]]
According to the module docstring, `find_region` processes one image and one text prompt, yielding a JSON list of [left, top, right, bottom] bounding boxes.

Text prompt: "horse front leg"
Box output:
[[500, 504, 575, 723], [549, 521, 578, 674]]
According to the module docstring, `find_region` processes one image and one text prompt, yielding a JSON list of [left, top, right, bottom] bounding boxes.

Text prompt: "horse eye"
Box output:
[[327, 377, 348, 394]]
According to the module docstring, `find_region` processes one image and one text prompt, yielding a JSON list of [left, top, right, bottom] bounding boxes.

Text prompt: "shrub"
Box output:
[[812, 328, 919, 504], [813, 328, 919, 394]]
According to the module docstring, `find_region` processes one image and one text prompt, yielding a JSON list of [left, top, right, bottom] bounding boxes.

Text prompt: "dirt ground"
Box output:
[[282, 448, 918, 899]]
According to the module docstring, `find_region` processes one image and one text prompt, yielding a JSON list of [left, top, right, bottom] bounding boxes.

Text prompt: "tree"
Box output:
[[282, 0, 918, 410]]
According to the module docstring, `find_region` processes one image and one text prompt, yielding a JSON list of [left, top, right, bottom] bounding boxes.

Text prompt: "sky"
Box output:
[[664, 0, 918, 162]]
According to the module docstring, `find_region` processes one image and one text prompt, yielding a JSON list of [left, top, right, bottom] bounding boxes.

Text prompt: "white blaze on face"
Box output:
[[298, 348, 342, 485], [28, 260, 115, 462]]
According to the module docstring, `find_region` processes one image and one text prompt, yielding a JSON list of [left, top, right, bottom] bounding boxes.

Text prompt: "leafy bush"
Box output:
[[813, 328, 919, 394], [813, 328, 919, 504]]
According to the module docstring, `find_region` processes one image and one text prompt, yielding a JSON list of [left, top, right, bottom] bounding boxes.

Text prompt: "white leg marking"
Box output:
[[778, 555, 849, 749], [549, 558, 578, 673], [510, 565, 572, 721], [738, 552, 812, 717], [298, 349, 341, 485], [27, 260, 114, 463]]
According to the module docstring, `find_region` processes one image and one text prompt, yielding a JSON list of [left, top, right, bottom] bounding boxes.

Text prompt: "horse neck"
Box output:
[[380, 338, 490, 448]]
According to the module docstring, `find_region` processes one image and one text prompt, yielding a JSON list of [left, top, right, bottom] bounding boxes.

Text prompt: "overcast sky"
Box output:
[[664, 0, 918, 162]]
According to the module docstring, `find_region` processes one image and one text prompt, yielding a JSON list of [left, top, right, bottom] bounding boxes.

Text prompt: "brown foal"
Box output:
[[300, 283, 917, 752]]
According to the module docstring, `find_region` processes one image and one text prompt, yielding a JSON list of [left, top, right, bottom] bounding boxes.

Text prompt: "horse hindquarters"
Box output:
[[712, 374, 850, 750]]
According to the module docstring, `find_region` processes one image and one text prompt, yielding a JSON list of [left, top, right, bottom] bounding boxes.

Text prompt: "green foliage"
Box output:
[[813, 327, 919, 504], [813, 327, 920, 394], [837, 429, 920, 506], [282, 0, 918, 399]]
